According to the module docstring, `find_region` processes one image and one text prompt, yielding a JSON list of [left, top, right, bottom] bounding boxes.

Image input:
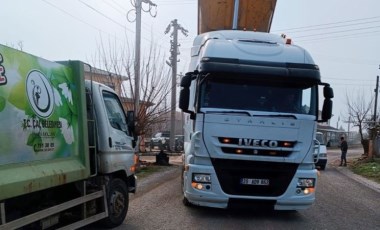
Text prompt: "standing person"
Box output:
[[340, 136, 348, 166]]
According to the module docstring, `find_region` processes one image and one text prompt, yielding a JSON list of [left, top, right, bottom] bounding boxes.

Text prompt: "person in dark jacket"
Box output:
[[340, 136, 348, 166]]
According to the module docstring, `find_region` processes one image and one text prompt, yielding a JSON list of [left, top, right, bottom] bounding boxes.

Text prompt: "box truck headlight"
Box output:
[[297, 178, 315, 195], [191, 173, 212, 191]]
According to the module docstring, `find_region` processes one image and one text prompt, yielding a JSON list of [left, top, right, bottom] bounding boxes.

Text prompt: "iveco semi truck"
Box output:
[[179, 0, 333, 210]]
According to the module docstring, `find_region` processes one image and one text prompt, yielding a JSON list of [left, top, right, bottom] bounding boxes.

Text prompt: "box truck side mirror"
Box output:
[[127, 110, 137, 148]]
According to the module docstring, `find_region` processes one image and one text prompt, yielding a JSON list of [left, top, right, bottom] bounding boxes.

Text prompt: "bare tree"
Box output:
[[90, 36, 173, 138], [345, 90, 373, 154]]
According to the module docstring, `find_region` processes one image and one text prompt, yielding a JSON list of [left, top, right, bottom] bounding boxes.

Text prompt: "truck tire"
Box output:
[[183, 196, 192, 206], [101, 178, 129, 228]]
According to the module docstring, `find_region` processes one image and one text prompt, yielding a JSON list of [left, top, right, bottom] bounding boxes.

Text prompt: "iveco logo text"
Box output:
[[238, 139, 278, 147]]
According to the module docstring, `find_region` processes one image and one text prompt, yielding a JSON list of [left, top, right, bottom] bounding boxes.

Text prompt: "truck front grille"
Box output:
[[221, 147, 291, 157], [218, 137, 294, 157], [211, 158, 298, 197]]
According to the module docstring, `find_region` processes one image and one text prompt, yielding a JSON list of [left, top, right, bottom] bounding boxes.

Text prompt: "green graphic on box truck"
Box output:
[[0, 45, 80, 165]]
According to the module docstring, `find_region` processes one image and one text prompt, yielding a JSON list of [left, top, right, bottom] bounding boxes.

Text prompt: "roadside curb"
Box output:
[[131, 165, 181, 200], [334, 165, 380, 194]]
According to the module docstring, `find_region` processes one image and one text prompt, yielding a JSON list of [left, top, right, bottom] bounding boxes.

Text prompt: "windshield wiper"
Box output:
[[251, 114, 297, 119], [205, 111, 297, 119], [205, 110, 251, 116], [238, 39, 277, 45]]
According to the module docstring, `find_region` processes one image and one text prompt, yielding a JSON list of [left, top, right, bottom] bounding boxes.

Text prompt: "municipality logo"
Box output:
[[26, 70, 54, 118]]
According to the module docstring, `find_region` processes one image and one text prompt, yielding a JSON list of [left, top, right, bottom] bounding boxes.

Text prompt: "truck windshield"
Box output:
[[103, 91, 129, 133], [199, 75, 317, 116]]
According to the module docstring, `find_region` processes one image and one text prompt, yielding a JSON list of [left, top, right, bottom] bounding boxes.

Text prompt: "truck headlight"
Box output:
[[297, 178, 315, 188], [296, 178, 316, 195], [193, 173, 211, 183], [191, 173, 212, 191]]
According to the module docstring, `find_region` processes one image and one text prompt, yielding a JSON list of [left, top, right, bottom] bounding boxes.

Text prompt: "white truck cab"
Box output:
[[179, 30, 334, 210]]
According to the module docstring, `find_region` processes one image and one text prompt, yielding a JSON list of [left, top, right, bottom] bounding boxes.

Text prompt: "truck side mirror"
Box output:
[[179, 88, 190, 112], [324, 85, 334, 99], [180, 72, 194, 87], [126, 111, 137, 147], [126, 111, 135, 132], [179, 72, 196, 118], [318, 84, 334, 122], [321, 98, 333, 122]]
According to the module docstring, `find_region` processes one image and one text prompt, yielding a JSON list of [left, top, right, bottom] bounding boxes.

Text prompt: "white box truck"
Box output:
[[0, 44, 137, 229]]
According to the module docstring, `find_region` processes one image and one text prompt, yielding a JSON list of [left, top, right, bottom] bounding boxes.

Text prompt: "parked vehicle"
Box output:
[[0, 44, 137, 229], [175, 135, 184, 152], [150, 131, 171, 150]]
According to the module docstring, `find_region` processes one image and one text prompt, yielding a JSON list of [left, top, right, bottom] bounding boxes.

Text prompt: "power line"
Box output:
[[102, 0, 126, 16], [273, 15, 380, 43], [41, 0, 109, 34], [159, 0, 195, 5], [294, 24, 380, 39], [78, 0, 128, 30], [296, 29, 380, 43], [326, 77, 373, 82], [273, 15, 380, 32], [110, 0, 128, 11], [45, 0, 168, 49], [282, 19, 380, 34]]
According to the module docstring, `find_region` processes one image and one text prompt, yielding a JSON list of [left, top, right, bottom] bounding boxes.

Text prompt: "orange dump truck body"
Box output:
[[198, 0, 277, 34]]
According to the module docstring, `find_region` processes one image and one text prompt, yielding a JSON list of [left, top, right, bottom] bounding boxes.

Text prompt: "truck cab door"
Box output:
[[95, 87, 135, 174], [102, 91, 133, 151]]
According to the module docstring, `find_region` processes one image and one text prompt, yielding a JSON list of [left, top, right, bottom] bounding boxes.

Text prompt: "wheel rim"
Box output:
[[110, 190, 125, 217]]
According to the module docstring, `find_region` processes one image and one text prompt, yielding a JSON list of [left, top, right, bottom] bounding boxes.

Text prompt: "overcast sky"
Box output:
[[1, 0, 380, 131]]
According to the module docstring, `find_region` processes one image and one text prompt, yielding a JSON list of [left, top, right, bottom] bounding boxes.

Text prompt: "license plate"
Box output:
[[240, 178, 270, 186]]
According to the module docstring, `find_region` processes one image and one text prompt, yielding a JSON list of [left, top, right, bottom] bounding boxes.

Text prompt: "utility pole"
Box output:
[[374, 75, 379, 123], [127, 0, 157, 123], [165, 19, 188, 151]]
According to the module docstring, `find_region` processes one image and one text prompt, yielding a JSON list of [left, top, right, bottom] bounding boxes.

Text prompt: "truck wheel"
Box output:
[[102, 178, 129, 228], [183, 197, 192, 206]]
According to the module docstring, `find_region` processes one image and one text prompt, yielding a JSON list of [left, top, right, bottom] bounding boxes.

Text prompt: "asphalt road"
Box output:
[[96, 147, 380, 230]]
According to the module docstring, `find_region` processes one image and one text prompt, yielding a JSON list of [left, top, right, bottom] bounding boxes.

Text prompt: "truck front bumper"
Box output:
[[183, 163, 317, 210]]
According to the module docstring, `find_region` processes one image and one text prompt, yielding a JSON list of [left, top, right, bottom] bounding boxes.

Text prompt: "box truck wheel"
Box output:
[[102, 178, 129, 228]]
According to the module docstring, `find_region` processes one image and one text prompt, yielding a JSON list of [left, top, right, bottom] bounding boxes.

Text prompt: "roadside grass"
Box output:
[[136, 164, 172, 179], [350, 157, 380, 184]]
